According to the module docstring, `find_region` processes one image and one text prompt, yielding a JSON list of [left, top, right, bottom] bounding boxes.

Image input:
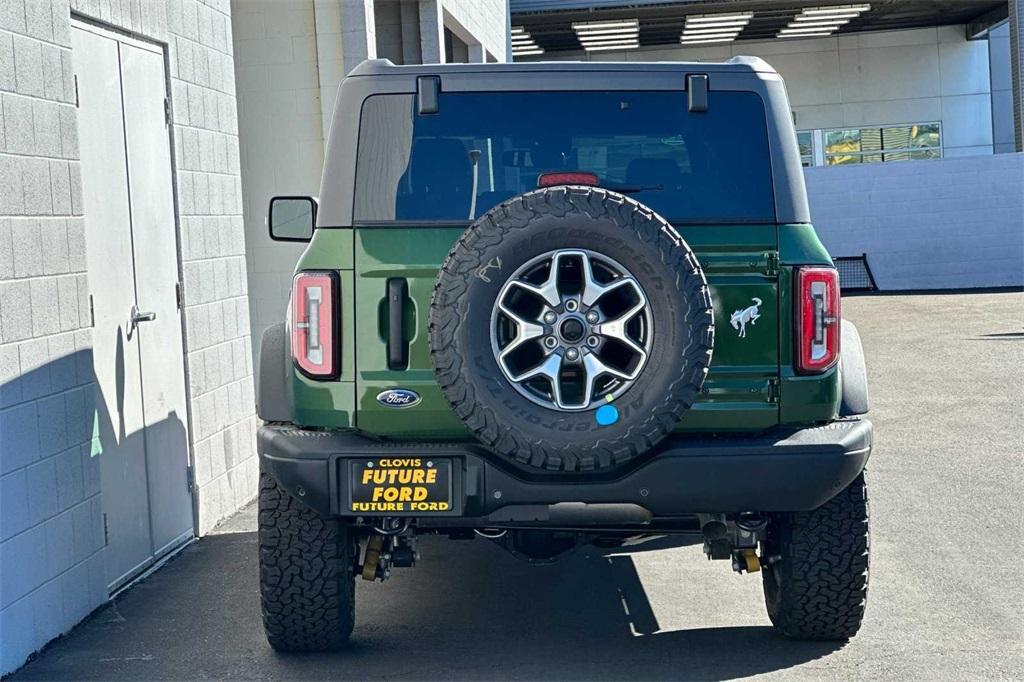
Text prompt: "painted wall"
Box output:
[[1, 0, 253, 673], [232, 0, 322, 359], [536, 25, 997, 158], [442, 0, 508, 62], [0, 1, 100, 673], [806, 153, 1024, 290], [990, 22, 1015, 154]]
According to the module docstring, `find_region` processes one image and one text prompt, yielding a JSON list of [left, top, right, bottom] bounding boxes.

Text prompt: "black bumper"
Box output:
[[258, 419, 872, 524]]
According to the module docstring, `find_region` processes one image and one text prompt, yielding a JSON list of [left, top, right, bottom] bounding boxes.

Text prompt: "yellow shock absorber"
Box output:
[[362, 535, 384, 581], [742, 548, 761, 573]]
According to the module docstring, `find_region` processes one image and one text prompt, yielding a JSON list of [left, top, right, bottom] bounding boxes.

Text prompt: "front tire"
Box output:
[[762, 472, 870, 640], [258, 472, 356, 652]]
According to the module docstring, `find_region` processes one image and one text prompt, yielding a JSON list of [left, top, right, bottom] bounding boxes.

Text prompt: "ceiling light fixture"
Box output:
[[686, 12, 753, 24], [680, 12, 752, 45], [572, 19, 639, 31], [779, 4, 869, 39], [574, 18, 640, 50], [779, 27, 838, 33], [683, 26, 748, 35], [579, 37, 638, 46], [791, 18, 852, 27], [800, 3, 870, 15], [511, 26, 543, 57], [680, 36, 737, 44]]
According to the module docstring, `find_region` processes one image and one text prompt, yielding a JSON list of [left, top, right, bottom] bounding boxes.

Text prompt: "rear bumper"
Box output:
[[257, 419, 872, 524]]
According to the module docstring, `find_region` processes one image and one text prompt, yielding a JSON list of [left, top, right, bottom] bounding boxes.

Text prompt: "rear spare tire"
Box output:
[[429, 186, 713, 472]]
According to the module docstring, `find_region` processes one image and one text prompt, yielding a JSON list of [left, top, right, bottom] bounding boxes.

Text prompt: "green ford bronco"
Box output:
[[257, 57, 872, 650]]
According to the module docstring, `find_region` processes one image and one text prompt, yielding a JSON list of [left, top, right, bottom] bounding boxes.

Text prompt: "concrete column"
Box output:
[[1011, 0, 1024, 151], [340, 0, 377, 73], [313, 0, 377, 142], [505, 0, 513, 62], [419, 0, 445, 64], [400, 1, 422, 64], [468, 43, 485, 62]]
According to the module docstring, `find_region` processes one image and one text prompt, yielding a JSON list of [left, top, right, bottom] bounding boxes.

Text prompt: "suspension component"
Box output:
[[359, 530, 418, 581], [361, 535, 386, 581], [698, 514, 768, 574]]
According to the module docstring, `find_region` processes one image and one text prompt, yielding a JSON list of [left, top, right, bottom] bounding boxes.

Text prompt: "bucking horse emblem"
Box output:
[[730, 297, 762, 338]]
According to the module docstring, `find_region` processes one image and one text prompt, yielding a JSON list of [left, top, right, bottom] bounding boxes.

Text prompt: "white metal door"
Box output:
[[72, 22, 194, 591], [119, 36, 194, 559]]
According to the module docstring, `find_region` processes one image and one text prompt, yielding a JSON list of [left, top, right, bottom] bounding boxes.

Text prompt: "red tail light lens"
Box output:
[[795, 267, 840, 374], [291, 271, 338, 378], [537, 172, 600, 188]]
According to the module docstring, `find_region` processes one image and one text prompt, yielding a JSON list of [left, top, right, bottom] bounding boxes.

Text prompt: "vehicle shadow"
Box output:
[[10, 525, 844, 681], [2, 340, 193, 674], [336, 535, 844, 681]]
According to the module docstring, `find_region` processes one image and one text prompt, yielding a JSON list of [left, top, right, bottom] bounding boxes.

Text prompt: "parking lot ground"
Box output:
[[10, 291, 1024, 681]]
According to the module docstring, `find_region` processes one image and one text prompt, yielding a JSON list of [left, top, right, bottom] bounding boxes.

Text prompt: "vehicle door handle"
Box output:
[[130, 305, 156, 331], [386, 278, 409, 370]]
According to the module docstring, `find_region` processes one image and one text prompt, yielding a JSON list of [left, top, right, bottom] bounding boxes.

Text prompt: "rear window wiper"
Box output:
[[601, 184, 664, 194]]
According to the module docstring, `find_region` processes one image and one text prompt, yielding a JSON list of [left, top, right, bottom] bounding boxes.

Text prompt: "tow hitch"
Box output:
[[699, 513, 769, 574], [357, 518, 418, 581]]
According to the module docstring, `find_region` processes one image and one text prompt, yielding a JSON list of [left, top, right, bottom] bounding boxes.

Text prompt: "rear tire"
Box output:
[[762, 472, 870, 640], [258, 472, 356, 652]]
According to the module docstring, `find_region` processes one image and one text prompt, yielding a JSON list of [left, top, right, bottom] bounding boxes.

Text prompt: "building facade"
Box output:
[[512, 0, 1024, 290], [232, 0, 509, 358]]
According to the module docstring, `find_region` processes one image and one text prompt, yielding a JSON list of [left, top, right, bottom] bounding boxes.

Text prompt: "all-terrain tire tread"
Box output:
[[258, 472, 355, 652], [763, 472, 870, 640]]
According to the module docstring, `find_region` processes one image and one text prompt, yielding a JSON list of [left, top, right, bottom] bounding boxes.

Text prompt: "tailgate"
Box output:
[[352, 224, 779, 438]]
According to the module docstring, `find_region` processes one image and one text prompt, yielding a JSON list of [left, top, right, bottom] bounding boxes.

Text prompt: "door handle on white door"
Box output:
[[130, 305, 157, 332]]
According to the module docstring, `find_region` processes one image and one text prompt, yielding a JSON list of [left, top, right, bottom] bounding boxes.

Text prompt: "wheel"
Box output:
[[762, 472, 870, 640], [429, 185, 714, 473], [258, 472, 356, 651]]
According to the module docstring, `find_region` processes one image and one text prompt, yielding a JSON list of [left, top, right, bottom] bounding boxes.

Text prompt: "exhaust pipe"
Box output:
[[698, 513, 728, 541]]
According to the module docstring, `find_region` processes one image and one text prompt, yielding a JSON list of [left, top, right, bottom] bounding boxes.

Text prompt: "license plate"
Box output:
[[349, 457, 452, 514]]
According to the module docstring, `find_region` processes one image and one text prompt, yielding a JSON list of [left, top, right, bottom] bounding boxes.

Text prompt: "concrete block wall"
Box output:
[[805, 153, 1024, 290], [65, 0, 257, 537], [1, 0, 253, 673], [440, 0, 507, 62], [231, 0, 321, 357], [536, 26, 997, 158], [232, 0, 510, 363], [1, 1, 104, 672]]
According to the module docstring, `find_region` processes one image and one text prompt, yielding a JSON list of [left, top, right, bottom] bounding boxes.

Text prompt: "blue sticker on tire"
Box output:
[[595, 404, 619, 426]]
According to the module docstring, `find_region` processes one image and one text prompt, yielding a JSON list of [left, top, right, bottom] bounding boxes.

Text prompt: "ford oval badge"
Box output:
[[376, 389, 421, 409]]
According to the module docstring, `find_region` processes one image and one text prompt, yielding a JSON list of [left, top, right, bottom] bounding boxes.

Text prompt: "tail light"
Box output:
[[537, 171, 600, 187], [291, 271, 339, 378], [795, 267, 840, 373]]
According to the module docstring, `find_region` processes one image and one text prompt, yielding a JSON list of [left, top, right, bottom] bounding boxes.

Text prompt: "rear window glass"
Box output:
[[354, 90, 775, 224]]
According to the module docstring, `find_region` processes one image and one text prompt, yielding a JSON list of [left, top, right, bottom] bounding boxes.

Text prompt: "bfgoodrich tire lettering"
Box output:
[[429, 186, 714, 473], [762, 472, 870, 640], [258, 472, 355, 651]]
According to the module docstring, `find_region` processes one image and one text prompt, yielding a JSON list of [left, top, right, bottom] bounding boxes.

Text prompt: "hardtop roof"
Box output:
[[347, 56, 777, 78]]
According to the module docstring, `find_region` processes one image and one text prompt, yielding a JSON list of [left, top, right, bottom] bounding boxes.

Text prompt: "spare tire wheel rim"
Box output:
[[489, 248, 653, 411]]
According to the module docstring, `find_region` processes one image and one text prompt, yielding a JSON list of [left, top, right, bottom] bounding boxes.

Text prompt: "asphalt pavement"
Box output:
[[10, 291, 1024, 681]]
